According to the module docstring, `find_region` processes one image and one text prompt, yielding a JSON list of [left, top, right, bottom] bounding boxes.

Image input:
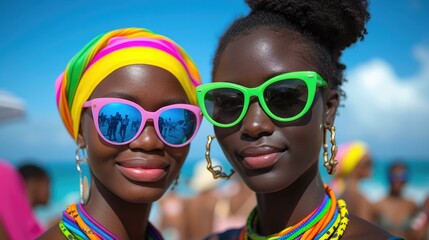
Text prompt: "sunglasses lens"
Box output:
[[264, 79, 308, 119], [159, 108, 198, 146], [204, 88, 244, 125], [98, 103, 142, 143]]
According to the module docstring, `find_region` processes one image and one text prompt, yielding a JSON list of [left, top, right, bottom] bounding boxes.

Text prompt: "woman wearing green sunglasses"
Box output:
[[198, 0, 402, 239]]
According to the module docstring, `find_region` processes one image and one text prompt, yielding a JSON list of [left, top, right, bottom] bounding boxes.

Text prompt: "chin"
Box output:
[[124, 192, 166, 204], [118, 185, 169, 204], [240, 170, 296, 194]]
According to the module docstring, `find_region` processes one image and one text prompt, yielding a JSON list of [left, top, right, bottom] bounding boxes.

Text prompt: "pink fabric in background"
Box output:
[[0, 160, 45, 239]]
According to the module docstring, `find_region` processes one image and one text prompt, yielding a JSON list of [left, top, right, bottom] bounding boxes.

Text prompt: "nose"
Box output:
[[129, 121, 164, 150], [241, 100, 275, 139]]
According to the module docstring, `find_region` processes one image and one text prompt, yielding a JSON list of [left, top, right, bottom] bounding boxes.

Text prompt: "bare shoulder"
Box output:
[[405, 198, 418, 208], [342, 214, 399, 240], [373, 198, 387, 207], [36, 224, 65, 240]]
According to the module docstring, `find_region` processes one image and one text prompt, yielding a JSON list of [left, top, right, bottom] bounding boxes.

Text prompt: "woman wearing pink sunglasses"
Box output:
[[38, 28, 202, 239]]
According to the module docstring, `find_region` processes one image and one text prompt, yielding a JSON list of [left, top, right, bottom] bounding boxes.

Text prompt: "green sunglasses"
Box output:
[[196, 71, 328, 128]]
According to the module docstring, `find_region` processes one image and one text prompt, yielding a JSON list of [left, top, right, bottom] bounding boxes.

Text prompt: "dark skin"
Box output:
[[212, 27, 391, 239], [38, 65, 191, 239], [25, 175, 50, 208]]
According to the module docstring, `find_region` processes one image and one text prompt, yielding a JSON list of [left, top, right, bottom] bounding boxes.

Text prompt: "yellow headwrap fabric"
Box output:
[[330, 141, 369, 195], [335, 141, 369, 177], [55, 28, 201, 140]]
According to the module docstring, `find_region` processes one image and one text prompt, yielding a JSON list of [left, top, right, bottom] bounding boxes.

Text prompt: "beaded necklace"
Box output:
[[59, 202, 164, 240], [239, 185, 349, 240]]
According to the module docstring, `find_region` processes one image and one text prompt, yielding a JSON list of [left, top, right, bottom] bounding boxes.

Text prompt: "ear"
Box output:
[[324, 89, 340, 127]]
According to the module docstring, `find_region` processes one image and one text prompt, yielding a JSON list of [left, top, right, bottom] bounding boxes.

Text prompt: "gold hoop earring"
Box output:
[[323, 126, 338, 175], [76, 145, 90, 204], [205, 135, 234, 179]]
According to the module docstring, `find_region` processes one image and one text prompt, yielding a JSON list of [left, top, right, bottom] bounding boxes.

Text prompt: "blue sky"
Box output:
[[0, 0, 428, 167]]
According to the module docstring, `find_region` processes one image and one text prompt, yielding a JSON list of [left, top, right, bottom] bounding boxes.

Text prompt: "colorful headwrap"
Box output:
[[330, 141, 370, 195], [55, 28, 201, 140], [335, 141, 369, 177]]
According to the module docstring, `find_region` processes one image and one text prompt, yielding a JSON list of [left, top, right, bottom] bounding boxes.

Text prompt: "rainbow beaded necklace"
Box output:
[[59, 202, 164, 240], [239, 185, 349, 240]]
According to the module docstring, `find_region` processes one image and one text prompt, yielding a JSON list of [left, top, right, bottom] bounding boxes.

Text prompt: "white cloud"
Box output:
[[336, 45, 429, 158]]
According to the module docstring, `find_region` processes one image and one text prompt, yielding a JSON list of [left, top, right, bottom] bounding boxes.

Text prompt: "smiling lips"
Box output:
[[240, 146, 283, 170], [116, 159, 168, 182]]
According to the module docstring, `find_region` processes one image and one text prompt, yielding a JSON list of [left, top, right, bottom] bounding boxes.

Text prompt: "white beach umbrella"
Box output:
[[0, 90, 25, 123]]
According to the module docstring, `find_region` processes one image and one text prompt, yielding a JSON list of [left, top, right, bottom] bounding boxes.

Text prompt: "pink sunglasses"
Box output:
[[82, 98, 202, 147]]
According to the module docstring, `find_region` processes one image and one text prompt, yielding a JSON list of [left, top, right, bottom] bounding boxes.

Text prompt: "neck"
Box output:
[[84, 178, 152, 239], [255, 163, 326, 236], [389, 190, 401, 197]]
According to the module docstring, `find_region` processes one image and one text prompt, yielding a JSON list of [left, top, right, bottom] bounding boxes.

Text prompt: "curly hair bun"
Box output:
[[245, 0, 370, 54]]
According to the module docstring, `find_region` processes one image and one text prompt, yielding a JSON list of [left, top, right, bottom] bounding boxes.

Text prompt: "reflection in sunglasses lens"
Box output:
[[159, 108, 197, 145], [98, 103, 142, 143], [205, 88, 244, 125], [264, 79, 308, 119]]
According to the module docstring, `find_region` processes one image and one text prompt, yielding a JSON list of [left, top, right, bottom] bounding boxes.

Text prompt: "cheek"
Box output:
[[80, 114, 118, 183], [288, 99, 325, 160], [168, 145, 190, 170], [214, 127, 239, 162], [81, 114, 113, 159]]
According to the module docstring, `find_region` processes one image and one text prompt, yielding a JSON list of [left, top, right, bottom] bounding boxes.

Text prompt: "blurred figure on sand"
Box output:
[[182, 161, 221, 240], [373, 161, 418, 239], [18, 162, 51, 209], [330, 141, 374, 221], [211, 174, 256, 234], [162, 161, 256, 240], [158, 160, 255, 240], [158, 190, 186, 240], [0, 160, 45, 239]]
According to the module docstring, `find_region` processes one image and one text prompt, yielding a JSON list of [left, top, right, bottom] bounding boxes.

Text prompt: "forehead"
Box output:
[[90, 64, 188, 109], [214, 28, 320, 86]]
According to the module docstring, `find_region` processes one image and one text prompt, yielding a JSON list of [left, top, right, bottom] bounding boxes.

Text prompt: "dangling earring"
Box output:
[[205, 135, 234, 179], [323, 125, 338, 175], [76, 145, 90, 204]]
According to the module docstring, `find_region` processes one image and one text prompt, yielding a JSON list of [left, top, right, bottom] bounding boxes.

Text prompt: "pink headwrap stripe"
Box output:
[[55, 73, 64, 105], [86, 38, 199, 87]]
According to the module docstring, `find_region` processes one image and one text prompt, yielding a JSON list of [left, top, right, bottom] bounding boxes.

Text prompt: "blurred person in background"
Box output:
[[181, 161, 221, 240], [212, 174, 256, 234], [158, 161, 256, 240], [158, 189, 187, 240], [373, 161, 418, 239], [0, 160, 45, 239], [18, 162, 51, 209], [330, 141, 374, 221]]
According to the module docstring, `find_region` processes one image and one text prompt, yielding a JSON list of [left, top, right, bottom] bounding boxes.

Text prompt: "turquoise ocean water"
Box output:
[[32, 158, 429, 228]]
